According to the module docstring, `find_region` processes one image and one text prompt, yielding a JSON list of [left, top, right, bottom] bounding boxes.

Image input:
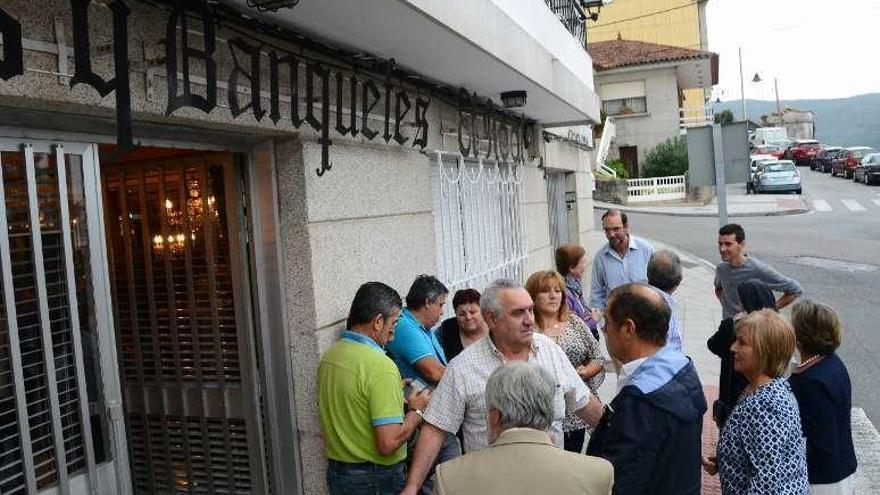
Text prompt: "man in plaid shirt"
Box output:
[[401, 278, 605, 494]]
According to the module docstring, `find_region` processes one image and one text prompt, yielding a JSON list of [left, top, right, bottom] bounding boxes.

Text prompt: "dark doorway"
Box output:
[[101, 146, 270, 494], [619, 146, 639, 178]]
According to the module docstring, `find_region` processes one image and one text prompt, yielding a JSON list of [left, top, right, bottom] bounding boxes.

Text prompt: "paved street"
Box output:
[[595, 166, 880, 424]]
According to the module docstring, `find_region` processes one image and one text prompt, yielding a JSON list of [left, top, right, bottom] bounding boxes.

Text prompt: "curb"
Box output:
[[593, 201, 811, 218]]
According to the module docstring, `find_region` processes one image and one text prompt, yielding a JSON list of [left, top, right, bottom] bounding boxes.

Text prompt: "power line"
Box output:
[[589, 2, 698, 28]]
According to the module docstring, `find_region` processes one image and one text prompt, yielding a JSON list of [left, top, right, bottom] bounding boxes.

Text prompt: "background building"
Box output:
[[588, 0, 712, 130]]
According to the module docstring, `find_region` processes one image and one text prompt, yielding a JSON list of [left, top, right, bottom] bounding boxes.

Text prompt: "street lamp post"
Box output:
[[738, 47, 747, 122]]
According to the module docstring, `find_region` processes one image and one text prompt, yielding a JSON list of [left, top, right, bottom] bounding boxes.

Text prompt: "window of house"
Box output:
[[431, 155, 528, 306], [603, 97, 648, 116]]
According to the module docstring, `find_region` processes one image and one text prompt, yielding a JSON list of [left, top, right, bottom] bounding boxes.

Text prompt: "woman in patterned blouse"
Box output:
[[702, 309, 809, 494], [525, 270, 605, 453]]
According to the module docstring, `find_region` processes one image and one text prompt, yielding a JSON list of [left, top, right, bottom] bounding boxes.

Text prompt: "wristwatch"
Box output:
[[413, 409, 424, 419]]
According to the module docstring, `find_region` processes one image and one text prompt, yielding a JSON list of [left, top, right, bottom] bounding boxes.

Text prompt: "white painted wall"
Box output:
[[598, 67, 682, 169]]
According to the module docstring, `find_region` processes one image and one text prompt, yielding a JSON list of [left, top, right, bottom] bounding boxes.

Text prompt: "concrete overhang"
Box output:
[[221, 0, 602, 126]]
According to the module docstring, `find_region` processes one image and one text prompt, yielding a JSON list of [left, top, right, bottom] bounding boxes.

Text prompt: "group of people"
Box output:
[[317, 209, 857, 495]]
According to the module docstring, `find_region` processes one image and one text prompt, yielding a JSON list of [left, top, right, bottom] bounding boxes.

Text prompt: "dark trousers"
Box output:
[[564, 428, 586, 453], [327, 459, 406, 495]]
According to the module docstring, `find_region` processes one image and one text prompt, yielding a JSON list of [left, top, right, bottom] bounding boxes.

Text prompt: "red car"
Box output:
[[754, 144, 784, 158], [783, 140, 822, 166], [831, 147, 877, 179]]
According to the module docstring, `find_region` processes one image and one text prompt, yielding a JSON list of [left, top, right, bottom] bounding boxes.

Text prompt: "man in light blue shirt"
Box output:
[[590, 209, 655, 311], [647, 249, 684, 352]]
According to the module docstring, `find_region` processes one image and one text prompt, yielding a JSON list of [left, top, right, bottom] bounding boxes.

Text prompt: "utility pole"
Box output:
[[774, 77, 782, 120], [738, 47, 747, 122]]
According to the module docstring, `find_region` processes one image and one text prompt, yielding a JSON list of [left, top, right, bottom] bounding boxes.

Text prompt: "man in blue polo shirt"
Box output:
[[318, 282, 431, 494], [387, 275, 460, 492]]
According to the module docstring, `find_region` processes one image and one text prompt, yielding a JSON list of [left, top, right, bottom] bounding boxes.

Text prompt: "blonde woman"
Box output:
[[703, 309, 809, 494], [525, 270, 604, 453]]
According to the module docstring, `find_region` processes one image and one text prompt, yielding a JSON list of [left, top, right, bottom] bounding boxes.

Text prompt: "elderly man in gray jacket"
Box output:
[[433, 361, 613, 495]]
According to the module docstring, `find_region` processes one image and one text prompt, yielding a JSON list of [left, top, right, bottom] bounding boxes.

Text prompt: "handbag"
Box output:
[[712, 355, 735, 427]]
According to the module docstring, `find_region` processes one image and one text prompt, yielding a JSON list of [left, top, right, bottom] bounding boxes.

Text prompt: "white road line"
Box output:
[[842, 199, 867, 211], [873, 199, 880, 208], [813, 199, 833, 212], [851, 408, 880, 493]]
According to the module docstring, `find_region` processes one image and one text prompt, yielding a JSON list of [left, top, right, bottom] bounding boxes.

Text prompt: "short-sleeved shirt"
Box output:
[[422, 332, 590, 453], [658, 289, 684, 352], [714, 256, 802, 319], [387, 308, 448, 384], [318, 331, 406, 465], [590, 235, 655, 310]]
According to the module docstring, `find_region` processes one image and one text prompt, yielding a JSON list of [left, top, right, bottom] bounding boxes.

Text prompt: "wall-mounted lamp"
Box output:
[[501, 91, 527, 109]]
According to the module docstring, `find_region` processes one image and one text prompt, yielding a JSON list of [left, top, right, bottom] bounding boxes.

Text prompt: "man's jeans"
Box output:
[[326, 459, 405, 495]]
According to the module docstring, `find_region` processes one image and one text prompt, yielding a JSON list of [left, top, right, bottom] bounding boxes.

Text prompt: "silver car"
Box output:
[[753, 160, 802, 194]]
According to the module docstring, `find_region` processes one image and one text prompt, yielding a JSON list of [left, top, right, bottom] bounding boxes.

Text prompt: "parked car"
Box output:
[[832, 147, 877, 178], [754, 144, 785, 158], [752, 159, 801, 194], [783, 139, 822, 166], [747, 155, 779, 194], [854, 153, 880, 185], [812, 146, 843, 172]]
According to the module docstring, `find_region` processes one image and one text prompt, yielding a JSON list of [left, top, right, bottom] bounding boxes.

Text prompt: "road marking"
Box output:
[[873, 199, 880, 208], [842, 199, 867, 211], [851, 408, 880, 493], [813, 199, 832, 212]]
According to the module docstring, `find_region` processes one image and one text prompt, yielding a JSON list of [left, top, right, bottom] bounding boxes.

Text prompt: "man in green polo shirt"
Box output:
[[319, 281, 431, 494]]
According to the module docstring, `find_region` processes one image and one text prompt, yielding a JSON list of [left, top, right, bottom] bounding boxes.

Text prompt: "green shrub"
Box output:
[[643, 137, 688, 177], [605, 159, 629, 179]]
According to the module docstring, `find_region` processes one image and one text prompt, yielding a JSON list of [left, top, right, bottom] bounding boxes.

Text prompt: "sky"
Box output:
[[706, 0, 880, 102]]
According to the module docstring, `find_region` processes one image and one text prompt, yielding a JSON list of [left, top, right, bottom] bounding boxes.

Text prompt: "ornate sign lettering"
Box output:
[[269, 52, 303, 127], [360, 79, 381, 140], [228, 38, 264, 120], [0, 8, 23, 80], [412, 97, 430, 150], [165, 0, 217, 115], [3, 3, 531, 174], [69, 0, 135, 154]]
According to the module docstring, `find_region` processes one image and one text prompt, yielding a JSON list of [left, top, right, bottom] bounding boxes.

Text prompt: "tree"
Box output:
[[714, 109, 734, 125], [643, 136, 688, 178]]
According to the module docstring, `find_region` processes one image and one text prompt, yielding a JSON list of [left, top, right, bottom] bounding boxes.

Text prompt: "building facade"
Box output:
[[0, 1, 601, 494], [587, 0, 712, 128], [588, 39, 718, 176]]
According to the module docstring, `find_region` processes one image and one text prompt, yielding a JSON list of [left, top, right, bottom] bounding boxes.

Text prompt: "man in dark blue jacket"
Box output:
[[587, 283, 707, 495]]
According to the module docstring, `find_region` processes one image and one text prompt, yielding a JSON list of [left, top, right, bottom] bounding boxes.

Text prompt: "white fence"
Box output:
[[627, 175, 687, 203]]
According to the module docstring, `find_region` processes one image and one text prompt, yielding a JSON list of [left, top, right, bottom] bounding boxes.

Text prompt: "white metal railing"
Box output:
[[679, 107, 713, 129], [595, 116, 617, 177], [627, 174, 687, 203]]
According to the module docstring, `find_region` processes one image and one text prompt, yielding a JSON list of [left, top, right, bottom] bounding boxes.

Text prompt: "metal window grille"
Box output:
[[0, 142, 105, 495], [431, 152, 528, 302]]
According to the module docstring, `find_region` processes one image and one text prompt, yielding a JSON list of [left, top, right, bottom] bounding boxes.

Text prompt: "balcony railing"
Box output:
[[545, 0, 588, 48], [679, 106, 714, 131]]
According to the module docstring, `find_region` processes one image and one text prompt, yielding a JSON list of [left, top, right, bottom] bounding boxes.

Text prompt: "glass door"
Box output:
[[0, 139, 126, 495]]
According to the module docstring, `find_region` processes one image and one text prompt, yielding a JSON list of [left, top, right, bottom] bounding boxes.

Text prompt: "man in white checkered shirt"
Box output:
[[401, 278, 605, 494]]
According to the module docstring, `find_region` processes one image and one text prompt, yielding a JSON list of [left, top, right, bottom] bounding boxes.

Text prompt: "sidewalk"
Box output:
[[588, 230, 880, 494], [593, 184, 810, 217]]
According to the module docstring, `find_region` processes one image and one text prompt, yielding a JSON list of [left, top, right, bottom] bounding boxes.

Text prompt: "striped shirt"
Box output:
[[422, 332, 590, 453]]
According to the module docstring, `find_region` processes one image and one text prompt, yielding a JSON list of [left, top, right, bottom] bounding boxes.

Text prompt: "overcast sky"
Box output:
[[706, 0, 880, 102]]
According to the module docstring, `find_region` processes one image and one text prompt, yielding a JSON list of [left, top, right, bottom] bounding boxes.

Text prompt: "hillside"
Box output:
[[714, 93, 880, 150]]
